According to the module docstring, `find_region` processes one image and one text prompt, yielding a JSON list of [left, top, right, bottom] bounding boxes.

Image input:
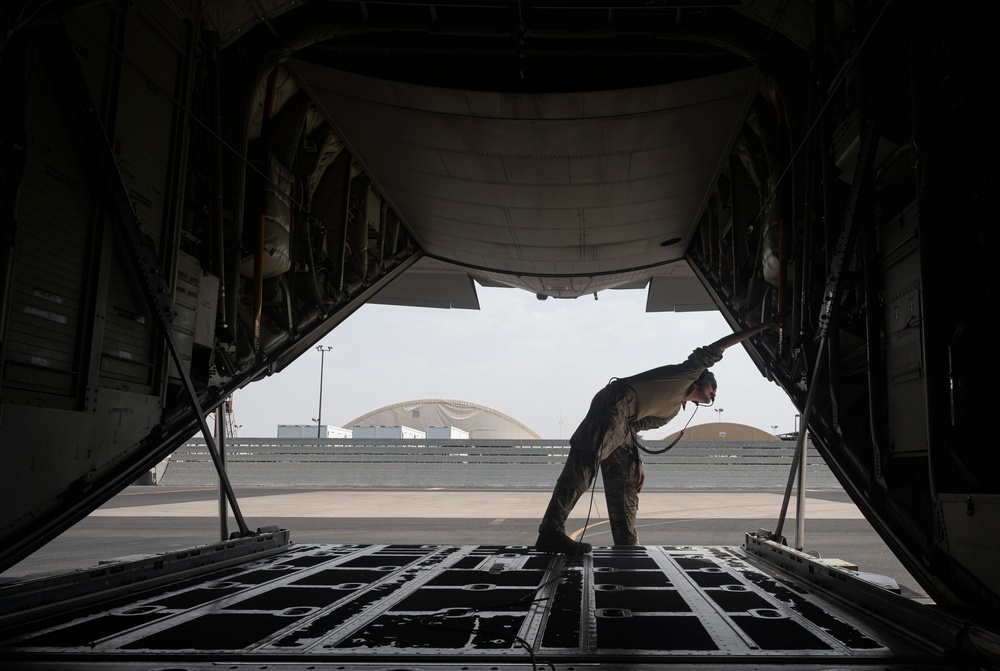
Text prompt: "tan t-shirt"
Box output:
[[623, 345, 724, 431]]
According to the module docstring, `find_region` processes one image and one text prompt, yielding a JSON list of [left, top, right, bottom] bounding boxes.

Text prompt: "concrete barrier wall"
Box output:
[[160, 438, 839, 489]]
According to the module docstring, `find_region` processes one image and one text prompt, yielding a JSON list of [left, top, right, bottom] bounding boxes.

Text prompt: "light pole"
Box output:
[[771, 424, 778, 435], [316, 345, 333, 438], [715, 408, 724, 423]]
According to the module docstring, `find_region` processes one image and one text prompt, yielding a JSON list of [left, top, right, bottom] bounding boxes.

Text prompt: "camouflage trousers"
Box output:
[[538, 380, 642, 545]]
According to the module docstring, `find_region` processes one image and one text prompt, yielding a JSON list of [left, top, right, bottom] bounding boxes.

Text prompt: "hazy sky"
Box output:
[[233, 285, 799, 439]]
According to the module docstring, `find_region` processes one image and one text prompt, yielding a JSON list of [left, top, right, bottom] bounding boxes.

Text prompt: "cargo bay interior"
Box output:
[[0, 1, 997, 668]]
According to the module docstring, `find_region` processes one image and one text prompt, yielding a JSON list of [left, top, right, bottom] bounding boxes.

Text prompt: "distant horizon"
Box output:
[[221, 415, 798, 443], [231, 286, 800, 441]]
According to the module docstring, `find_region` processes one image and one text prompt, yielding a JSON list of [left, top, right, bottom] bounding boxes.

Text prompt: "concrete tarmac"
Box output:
[[1, 485, 928, 598]]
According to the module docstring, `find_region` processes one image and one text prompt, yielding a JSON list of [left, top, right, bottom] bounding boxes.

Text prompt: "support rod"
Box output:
[[217, 400, 229, 541], [774, 345, 824, 541], [795, 427, 807, 550], [316, 345, 332, 438]]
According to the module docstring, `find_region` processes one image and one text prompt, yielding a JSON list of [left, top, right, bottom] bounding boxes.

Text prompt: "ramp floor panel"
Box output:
[[0, 544, 943, 668]]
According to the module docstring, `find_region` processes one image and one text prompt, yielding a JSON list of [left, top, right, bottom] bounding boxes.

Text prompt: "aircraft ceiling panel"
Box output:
[[422, 233, 517, 259], [511, 220, 584, 245], [365, 168, 712, 215], [567, 152, 633, 182], [460, 223, 525, 248], [422, 221, 516, 248], [411, 200, 509, 228], [438, 152, 506, 182], [390, 142, 450, 174], [294, 59, 756, 296], [500, 155, 571, 184], [506, 207, 588, 229]]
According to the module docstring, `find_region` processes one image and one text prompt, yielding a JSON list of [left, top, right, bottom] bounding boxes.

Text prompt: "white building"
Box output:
[[351, 425, 426, 439], [277, 424, 352, 439], [426, 425, 470, 439]]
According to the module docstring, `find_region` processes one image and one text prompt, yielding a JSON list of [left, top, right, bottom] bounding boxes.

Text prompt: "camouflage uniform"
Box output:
[[538, 380, 640, 545], [538, 345, 723, 546]]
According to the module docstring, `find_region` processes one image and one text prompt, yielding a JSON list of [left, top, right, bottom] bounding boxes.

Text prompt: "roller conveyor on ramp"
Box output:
[[0, 533, 985, 670]]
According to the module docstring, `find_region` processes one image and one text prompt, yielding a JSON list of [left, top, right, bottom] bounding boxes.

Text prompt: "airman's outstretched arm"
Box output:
[[709, 315, 781, 352]]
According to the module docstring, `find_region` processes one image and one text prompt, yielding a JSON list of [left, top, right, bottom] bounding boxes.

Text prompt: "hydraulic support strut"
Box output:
[[49, 21, 251, 536]]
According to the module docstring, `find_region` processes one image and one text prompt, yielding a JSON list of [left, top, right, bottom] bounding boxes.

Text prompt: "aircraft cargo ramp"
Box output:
[[0, 535, 984, 670]]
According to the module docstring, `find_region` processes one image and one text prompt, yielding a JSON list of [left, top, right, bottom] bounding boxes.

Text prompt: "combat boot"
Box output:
[[535, 530, 592, 555]]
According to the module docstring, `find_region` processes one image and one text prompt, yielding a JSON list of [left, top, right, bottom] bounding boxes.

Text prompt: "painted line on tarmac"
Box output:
[[573, 517, 732, 541], [570, 520, 610, 540]]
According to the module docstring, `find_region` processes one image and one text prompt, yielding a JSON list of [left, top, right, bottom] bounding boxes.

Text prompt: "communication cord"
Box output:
[[634, 400, 707, 456]]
